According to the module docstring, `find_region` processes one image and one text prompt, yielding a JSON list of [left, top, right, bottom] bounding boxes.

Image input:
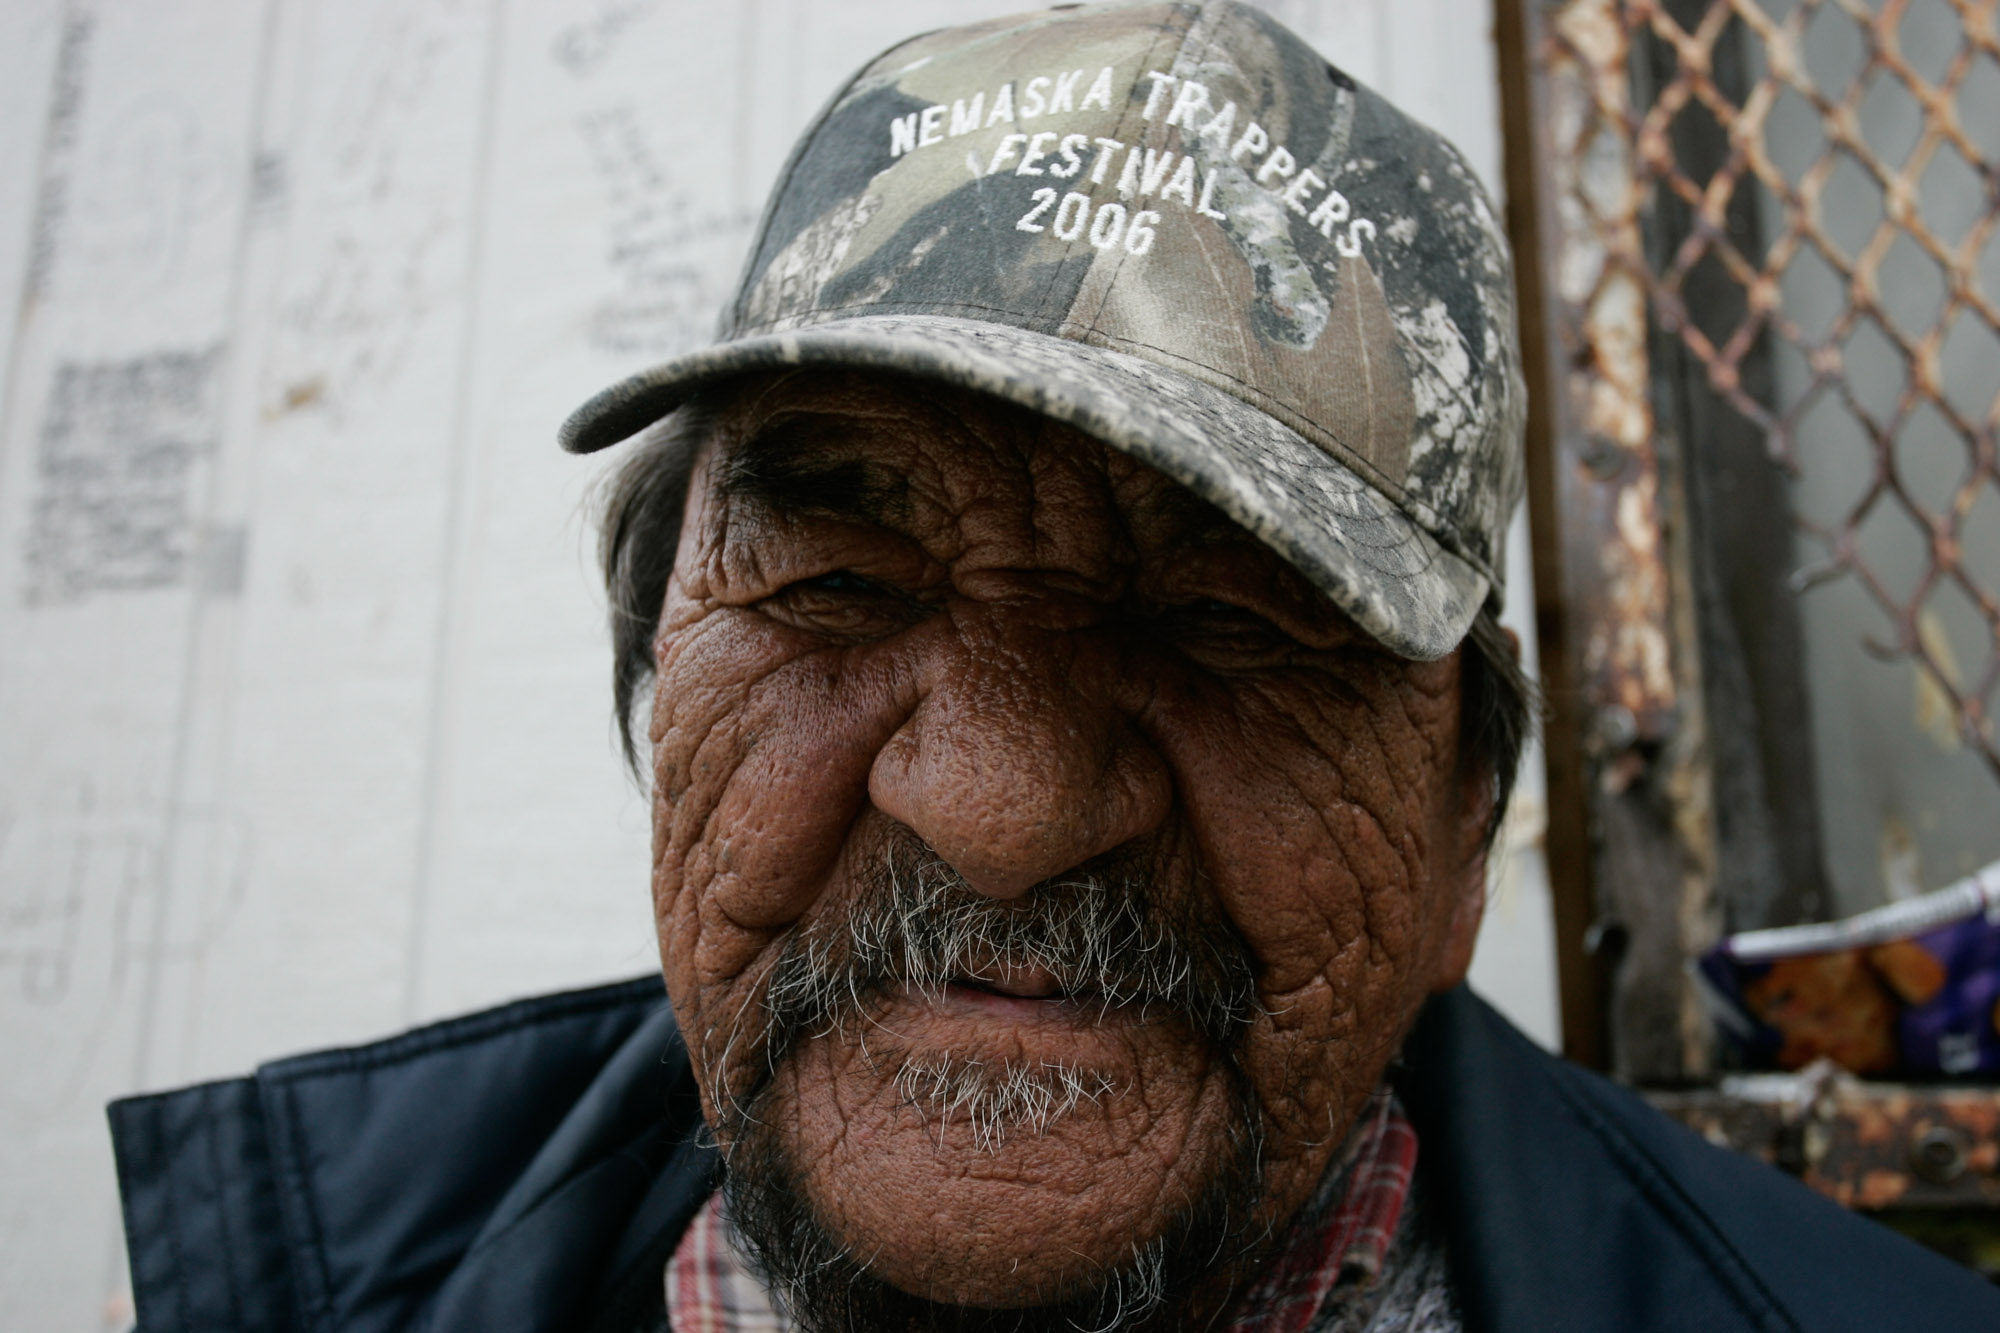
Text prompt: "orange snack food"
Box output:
[[1740, 952, 1899, 1075], [1868, 939, 1949, 1006]]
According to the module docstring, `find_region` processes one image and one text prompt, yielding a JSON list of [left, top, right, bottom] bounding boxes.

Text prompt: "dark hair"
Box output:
[[1460, 599, 1536, 851], [596, 395, 724, 772], [596, 400, 1535, 845]]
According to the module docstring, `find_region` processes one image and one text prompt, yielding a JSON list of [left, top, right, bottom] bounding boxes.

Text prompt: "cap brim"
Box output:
[[560, 314, 1486, 661]]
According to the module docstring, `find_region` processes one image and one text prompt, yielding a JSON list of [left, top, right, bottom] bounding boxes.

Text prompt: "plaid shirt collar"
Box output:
[[1223, 1088, 1419, 1332], [667, 1091, 1418, 1333]]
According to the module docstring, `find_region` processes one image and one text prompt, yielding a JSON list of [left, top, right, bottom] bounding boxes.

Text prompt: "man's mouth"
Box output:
[[902, 967, 1155, 1026], [952, 965, 1065, 1000]]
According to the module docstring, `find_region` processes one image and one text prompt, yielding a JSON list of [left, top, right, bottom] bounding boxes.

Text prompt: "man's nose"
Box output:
[[867, 617, 1170, 898]]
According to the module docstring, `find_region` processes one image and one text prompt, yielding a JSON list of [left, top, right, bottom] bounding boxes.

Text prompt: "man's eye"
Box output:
[[763, 570, 921, 637], [803, 570, 870, 592], [1174, 597, 1269, 626], [1157, 597, 1296, 660]]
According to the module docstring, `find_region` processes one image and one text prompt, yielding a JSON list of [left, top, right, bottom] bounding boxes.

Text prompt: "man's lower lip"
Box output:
[[892, 981, 1156, 1027]]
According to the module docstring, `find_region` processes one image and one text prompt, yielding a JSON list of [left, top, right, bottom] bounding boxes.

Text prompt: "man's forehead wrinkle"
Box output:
[[712, 376, 1288, 609], [974, 447, 1140, 599], [914, 452, 1140, 609], [715, 415, 915, 528], [662, 470, 726, 601], [712, 501, 779, 598], [1131, 472, 1236, 547], [1015, 412, 1136, 576]]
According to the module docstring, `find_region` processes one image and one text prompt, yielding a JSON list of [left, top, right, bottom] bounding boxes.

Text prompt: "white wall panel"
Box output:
[[0, 2, 1552, 1323], [0, 3, 276, 1325], [0, 1, 71, 392], [164, 0, 509, 1080]]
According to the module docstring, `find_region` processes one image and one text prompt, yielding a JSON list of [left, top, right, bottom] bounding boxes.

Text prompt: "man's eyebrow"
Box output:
[[1133, 474, 1237, 546], [715, 415, 906, 525]]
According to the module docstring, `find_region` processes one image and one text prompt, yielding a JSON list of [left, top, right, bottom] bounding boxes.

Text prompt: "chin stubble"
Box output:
[[704, 840, 1272, 1332], [890, 1054, 1118, 1152]]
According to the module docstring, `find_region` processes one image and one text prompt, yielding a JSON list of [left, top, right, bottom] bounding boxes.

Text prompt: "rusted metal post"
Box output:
[[1500, 0, 1722, 1082], [1633, 0, 1832, 935], [1497, 0, 1610, 1070]]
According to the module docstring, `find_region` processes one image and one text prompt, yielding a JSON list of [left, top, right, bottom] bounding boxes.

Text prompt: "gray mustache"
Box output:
[[758, 840, 1257, 1059], [711, 841, 1271, 1332]]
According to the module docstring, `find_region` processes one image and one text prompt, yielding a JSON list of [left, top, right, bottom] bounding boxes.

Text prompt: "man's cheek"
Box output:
[[1155, 703, 1379, 979], [1195, 687, 1445, 938], [651, 630, 912, 1054], [1237, 990, 1368, 1164], [694, 651, 909, 929]]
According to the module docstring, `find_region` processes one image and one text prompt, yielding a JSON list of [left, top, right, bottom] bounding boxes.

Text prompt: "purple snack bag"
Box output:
[[1892, 909, 2000, 1074], [1696, 862, 2000, 1077]]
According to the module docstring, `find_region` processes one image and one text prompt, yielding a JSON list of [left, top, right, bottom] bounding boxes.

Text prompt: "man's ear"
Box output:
[[1428, 779, 1493, 994], [1428, 625, 1520, 994]]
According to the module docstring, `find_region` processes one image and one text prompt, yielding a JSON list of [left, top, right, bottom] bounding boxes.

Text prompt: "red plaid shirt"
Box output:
[[667, 1092, 1418, 1333], [1224, 1090, 1419, 1331]]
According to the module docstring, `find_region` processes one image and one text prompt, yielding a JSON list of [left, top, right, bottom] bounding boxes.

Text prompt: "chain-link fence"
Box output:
[[1536, 0, 2000, 786], [1516, 0, 2000, 1075]]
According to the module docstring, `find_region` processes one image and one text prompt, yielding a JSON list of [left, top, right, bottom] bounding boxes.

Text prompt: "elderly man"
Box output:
[[109, 4, 2000, 1331]]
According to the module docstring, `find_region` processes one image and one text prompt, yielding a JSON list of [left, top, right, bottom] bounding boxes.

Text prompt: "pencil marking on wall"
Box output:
[[0, 796, 84, 1006], [22, 345, 225, 605], [70, 96, 229, 285], [266, 0, 475, 419], [21, 12, 93, 303], [0, 775, 251, 1115], [249, 149, 288, 222], [276, 221, 453, 417], [326, 1, 454, 184], [579, 102, 753, 355], [0, 778, 144, 1119], [552, 0, 659, 78]]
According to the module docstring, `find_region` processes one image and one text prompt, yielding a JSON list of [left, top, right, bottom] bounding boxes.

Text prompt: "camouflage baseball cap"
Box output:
[[561, 0, 1525, 660]]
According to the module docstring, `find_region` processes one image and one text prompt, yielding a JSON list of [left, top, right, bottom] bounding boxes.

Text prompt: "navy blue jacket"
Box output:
[[109, 979, 2000, 1331]]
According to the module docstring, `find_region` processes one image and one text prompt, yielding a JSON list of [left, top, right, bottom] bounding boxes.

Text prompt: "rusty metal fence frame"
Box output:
[[1498, 0, 2000, 1083]]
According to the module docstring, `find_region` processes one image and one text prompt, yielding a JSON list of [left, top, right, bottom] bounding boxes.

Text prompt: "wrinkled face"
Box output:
[[649, 369, 1489, 1323]]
